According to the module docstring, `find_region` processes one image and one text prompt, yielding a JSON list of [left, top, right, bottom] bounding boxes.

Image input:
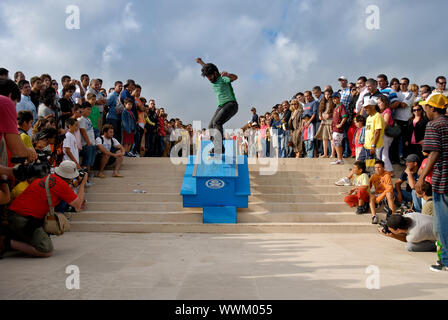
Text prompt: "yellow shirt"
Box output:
[[364, 112, 385, 149], [352, 173, 369, 187], [20, 132, 33, 148]]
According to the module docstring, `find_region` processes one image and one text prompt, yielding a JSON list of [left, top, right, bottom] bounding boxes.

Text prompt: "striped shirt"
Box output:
[[380, 87, 399, 104], [423, 115, 448, 194], [340, 88, 351, 109]]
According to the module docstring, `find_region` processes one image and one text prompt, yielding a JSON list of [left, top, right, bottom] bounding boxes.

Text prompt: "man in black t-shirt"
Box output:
[[394, 154, 421, 210]]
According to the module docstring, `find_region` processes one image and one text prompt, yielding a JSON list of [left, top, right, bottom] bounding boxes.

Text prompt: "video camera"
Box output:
[[11, 150, 52, 181]]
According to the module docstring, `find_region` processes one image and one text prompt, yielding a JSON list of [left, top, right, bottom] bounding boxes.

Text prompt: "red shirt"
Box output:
[[158, 117, 165, 136], [0, 95, 19, 141], [9, 174, 78, 219], [332, 103, 347, 133], [420, 157, 433, 185]]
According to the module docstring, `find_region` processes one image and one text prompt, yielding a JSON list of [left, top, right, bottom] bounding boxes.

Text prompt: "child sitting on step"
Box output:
[[344, 161, 370, 214]]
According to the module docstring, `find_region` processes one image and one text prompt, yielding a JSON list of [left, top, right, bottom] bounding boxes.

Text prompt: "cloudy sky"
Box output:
[[1, 0, 447, 128]]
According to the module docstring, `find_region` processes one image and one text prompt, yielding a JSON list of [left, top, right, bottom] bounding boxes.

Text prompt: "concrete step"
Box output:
[[72, 211, 372, 224], [70, 221, 377, 233], [85, 193, 347, 203], [87, 184, 350, 194], [84, 201, 349, 212]]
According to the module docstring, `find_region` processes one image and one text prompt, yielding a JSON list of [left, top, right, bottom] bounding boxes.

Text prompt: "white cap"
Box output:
[[54, 160, 79, 179], [338, 76, 347, 81], [363, 98, 378, 107]]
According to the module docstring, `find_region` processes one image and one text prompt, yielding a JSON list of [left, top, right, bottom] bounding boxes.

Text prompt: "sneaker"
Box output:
[[335, 177, 351, 186], [384, 205, 393, 216], [363, 203, 370, 213], [85, 181, 93, 188], [429, 263, 447, 272], [372, 216, 379, 224], [330, 160, 344, 165], [356, 206, 364, 215]]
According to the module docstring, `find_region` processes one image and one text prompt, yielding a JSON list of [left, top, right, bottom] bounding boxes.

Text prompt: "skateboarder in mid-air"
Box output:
[[195, 58, 239, 154]]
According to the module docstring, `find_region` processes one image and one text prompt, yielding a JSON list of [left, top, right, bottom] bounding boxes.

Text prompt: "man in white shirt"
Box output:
[[432, 76, 448, 97], [355, 76, 369, 114], [381, 213, 436, 252], [63, 118, 80, 168], [95, 124, 125, 178]]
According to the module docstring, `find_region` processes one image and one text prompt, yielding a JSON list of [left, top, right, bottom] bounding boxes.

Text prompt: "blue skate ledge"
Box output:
[[180, 140, 251, 224]]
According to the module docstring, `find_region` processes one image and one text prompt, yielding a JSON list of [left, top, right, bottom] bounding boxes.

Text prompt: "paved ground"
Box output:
[[1, 232, 447, 300]]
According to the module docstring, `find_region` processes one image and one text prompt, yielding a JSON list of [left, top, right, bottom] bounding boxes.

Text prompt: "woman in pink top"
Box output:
[[378, 95, 394, 175], [258, 117, 269, 158]]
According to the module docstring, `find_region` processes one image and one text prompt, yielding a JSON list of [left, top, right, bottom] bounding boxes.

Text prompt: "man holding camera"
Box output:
[[0, 160, 87, 258], [380, 213, 437, 253]]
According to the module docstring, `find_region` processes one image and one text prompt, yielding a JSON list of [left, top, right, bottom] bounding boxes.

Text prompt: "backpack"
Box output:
[[99, 136, 118, 154]]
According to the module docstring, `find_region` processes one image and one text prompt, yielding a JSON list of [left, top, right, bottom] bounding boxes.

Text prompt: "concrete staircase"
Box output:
[[71, 158, 384, 233]]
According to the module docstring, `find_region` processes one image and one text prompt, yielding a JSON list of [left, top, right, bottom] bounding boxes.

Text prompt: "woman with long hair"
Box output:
[[406, 103, 428, 159], [378, 95, 394, 176], [314, 89, 334, 158]]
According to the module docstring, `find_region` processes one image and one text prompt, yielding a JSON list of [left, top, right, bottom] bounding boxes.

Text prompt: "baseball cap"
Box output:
[[419, 93, 448, 109], [405, 154, 419, 163], [55, 160, 79, 179], [331, 92, 341, 98], [363, 98, 378, 107], [338, 76, 347, 81]]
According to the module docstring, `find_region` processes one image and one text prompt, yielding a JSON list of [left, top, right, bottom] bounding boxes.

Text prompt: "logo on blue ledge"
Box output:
[[205, 179, 225, 189]]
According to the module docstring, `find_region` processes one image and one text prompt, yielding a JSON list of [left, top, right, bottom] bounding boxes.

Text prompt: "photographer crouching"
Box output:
[[1, 160, 87, 258], [379, 213, 437, 252]]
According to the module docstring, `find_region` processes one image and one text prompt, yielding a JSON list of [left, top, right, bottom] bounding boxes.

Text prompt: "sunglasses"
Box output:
[[413, 108, 422, 112], [438, 82, 447, 85]]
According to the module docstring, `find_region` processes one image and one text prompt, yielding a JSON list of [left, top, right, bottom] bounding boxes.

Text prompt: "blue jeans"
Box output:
[[279, 134, 286, 158], [342, 130, 351, 158], [304, 140, 314, 158], [81, 145, 97, 167], [433, 192, 448, 266], [411, 190, 423, 212]]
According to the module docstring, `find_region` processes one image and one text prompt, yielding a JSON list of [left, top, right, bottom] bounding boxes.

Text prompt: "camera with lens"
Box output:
[[78, 169, 87, 179], [378, 219, 391, 234], [11, 150, 51, 181]]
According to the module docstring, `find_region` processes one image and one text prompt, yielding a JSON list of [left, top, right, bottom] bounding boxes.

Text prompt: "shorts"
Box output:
[[332, 132, 344, 147], [7, 211, 53, 253], [122, 132, 134, 145], [94, 152, 116, 170]]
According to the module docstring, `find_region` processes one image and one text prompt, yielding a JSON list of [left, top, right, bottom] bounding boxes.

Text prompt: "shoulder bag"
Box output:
[[43, 175, 71, 236]]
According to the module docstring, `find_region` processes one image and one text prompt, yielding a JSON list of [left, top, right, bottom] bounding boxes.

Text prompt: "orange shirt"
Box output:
[[369, 172, 393, 202]]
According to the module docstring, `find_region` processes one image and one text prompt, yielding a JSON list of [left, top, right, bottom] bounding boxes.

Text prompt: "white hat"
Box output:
[[338, 76, 347, 81], [55, 160, 79, 179], [363, 98, 378, 107]]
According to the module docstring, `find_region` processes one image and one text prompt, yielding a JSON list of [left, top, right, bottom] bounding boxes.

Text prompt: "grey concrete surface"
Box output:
[[1, 232, 447, 300]]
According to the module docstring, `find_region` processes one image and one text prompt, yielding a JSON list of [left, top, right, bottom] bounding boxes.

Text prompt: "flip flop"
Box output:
[[112, 174, 124, 178], [96, 173, 106, 178]]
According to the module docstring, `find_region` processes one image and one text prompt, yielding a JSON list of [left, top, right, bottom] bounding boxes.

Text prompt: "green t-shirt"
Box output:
[[211, 76, 236, 107], [88, 106, 101, 130]]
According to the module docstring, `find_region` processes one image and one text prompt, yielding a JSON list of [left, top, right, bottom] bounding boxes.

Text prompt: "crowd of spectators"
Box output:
[[0, 67, 447, 273], [0, 68, 194, 258], [236, 73, 448, 272]]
